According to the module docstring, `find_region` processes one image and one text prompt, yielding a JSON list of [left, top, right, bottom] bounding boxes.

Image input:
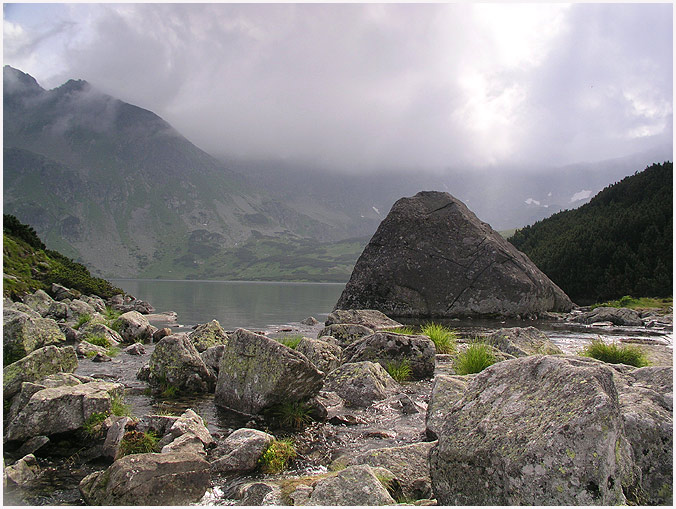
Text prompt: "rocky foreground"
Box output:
[[3, 285, 673, 505]]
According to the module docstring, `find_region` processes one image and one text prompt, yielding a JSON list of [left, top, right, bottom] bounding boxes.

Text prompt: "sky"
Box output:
[[3, 2, 673, 173]]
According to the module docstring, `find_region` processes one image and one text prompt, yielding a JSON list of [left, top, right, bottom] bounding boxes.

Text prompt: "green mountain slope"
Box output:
[[509, 162, 673, 304]]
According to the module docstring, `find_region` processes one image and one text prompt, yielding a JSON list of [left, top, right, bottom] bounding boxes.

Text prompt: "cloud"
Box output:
[[3, 3, 672, 172]]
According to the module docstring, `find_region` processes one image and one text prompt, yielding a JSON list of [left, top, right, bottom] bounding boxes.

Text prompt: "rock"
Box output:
[[158, 409, 214, 450], [132, 299, 155, 314], [429, 355, 638, 505], [78, 452, 210, 505], [485, 326, 562, 357], [112, 311, 155, 343], [17, 436, 50, 457], [297, 337, 342, 373], [200, 345, 226, 376], [613, 365, 673, 505], [572, 307, 643, 326], [6, 381, 124, 442], [3, 345, 78, 398], [334, 442, 436, 500], [5, 301, 41, 318], [152, 327, 172, 343], [67, 299, 96, 322], [188, 319, 229, 352], [289, 484, 314, 505], [342, 332, 436, 380], [147, 334, 216, 393], [80, 294, 107, 312], [236, 481, 283, 505], [3, 309, 66, 363], [59, 323, 80, 341], [301, 316, 319, 326], [425, 375, 471, 440], [161, 433, 207, 456], [4, 454, 40, 486], [318, 323, 374, 346], [325, 309, 403, 330], [76, 340, 108, 358], [79, 322, 122, 346], [309, 464, 396, 505], [214, 329, 324, 415], [22, 289, 54, 315], [209, 428, 274, 473], [50, 283, 81, 301], [324, 361, 399, 408], [92, 352, 112, 362], [102, 416, 132, 461], [123, 343, 145, 355], [136, 415, 179, 437], [335, 191, 573, 318], [45, 300, 70, 321]]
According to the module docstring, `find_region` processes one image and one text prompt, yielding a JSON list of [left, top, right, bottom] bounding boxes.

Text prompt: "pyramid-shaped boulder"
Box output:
[[335, 191, 573, 318]]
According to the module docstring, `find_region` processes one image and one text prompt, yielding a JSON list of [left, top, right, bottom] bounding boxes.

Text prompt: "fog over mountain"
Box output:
[[4, 3, 672, 174]]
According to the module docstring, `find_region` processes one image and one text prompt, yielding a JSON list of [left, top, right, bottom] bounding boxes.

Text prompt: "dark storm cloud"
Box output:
[[3, 3, 672, 172]]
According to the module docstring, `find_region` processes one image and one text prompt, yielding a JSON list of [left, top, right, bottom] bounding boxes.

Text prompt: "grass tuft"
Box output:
[[454, 342, 496, 375], [382, 326, 417, 335], [86, 334, 111, 348], [266, 401, 313, 429], [259, 439, 296, 473], [385, 359, 412, 382], [82, 411, 109, 437], [277, 335, 303, 350], [111, 394, 132, 417], [103, 306, 123, 321], [119, 430, 159, 456], [591, 295, 672, 312], [421, 323, 457, 354], [580, 339, 650, 367], [75, 313, 92, 329]]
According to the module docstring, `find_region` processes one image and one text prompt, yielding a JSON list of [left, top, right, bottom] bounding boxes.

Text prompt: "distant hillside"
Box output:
[[509, 162, 673, 304], [3, 214, 122, 299]]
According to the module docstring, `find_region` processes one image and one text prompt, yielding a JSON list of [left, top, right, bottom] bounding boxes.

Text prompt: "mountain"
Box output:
[[3, 66, 364, 280], [509, 162, 673, 304]]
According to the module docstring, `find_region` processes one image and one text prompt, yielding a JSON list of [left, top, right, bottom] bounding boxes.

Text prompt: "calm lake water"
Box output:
[[109, 279, 345, 330]]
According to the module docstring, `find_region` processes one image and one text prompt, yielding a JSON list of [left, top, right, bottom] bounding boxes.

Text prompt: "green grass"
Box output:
[[75, 313, 92, 329], [119, 430, 159, 456], [103, 306, 123, 320], [111, 394, 132, 417], [85, 334, 111, 348], [454, 342, 496, 375], [276, 335, 303, 350], [421, 323, 457, 354], [161, 385, 180, 398], [579, 339, 650, 367], [82, 411, 109, 437], [382, 326, 418, 335], [385, 359, 412, 382], [106, 346, 120, 357], [266, 401, 313, 429], [591, 295, 672, 312], [259, 439, 296, 473]]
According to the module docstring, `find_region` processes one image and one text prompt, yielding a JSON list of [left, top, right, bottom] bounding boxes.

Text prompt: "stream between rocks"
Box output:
[[4, 313, 672, 506]]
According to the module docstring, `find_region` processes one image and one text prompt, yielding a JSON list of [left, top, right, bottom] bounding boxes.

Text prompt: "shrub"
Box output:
[[580, 339, 650, 367], [385, 359, 412, 382], [259, 439, 296, 473], [421, 323, 457, 354], [75, 313, 92, 329], [119, 430, 159, 456], [454, 342, 496, 375], [277, 335, 303, 350], [85, 334, 111, 348], [266, 401, 313, 429], [111, 394, 132, 417]]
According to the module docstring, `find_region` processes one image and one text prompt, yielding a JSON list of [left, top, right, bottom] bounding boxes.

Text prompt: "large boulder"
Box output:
[[79, 322, 123, 346], [296, 337, 342, 374], [79, 452, 210, 505], [429, 355, 638, 505], [146, 334, 216, 393], [5, 381, 123, 442], [318, 323, 374, 347], [3, 309, 67, 364], [308, 464, 396, 505], [485, 326, 562, 357], [572, 307, 643, 326], [188, 319, 229, 352], [324, 361, 399, 408], [335, 191, 573, 318], [157, 409, 215, 450], [324, 309, 403, 330], [214, 329, 324, 415], [112, 311, 155, 343], [342, 332, 436, 380], [22, 289, 54, 315], [200, 345, 226, 376], [3, 345, 78, 398], [209, 428, 274, 473], [425, 374, 471, 440]]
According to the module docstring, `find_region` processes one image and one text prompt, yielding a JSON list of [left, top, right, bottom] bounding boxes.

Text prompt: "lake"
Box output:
[[109, 279, 345, 330]]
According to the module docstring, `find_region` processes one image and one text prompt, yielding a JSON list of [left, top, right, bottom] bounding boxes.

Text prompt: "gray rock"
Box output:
[[132, 299, 155, 314], [152, 327, 172, 343], [76, 340, 108, 358], [236, 481, 283, 505], [214, 329, 324, 415], [210, 428, 274, 473], [200, 344, 226, 376], [429, 355, 638, 505], [112, 311, 154, 343], [6, 301, 42, 318], [17, 436, 50, 457], [78, 452, 210, 505], [301, 316, 319, 326], [572, 307, 643, 326], [136, 415, 179, 437], [324, 361, 400, 408], [6, 381, 124, 442], [3, 309, 66, 363], [51, 283, 81, 301], [147, 334, 216, 393], [161, 433, 206, 456], [123, 343, 145, 355], [325, 309, 403, 330], [45, 300, 70, 321], [4, 454, 40, 486], [317, 323, 374, 347], [486, 326, 562, 357], [309, 464, 396, 505], [79, 322, 122, 346], [425, 375, 471, 440], [22, 289, 54, 316], [4, 345, 78, 398], [67, 299, 96, 322], [102, 416, 132, 461], [80, 294, 107, 312], [158, 409, 214, 450], [343, 332, 436, 380], [297, 337, 342, 373], [188, 319, 229, 352], [335, 191, 573, 318], [334, 442, 436, 500], [91, 352, 112, 362]]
